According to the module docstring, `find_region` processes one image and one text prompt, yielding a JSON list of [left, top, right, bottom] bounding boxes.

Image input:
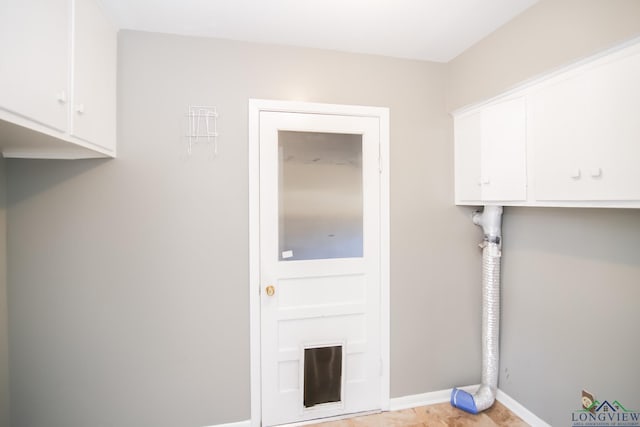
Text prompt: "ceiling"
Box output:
[[99, 0, 538, 62]]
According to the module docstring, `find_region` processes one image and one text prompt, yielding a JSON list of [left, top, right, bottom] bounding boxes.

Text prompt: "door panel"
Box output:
[[259, 111, 381, 426]]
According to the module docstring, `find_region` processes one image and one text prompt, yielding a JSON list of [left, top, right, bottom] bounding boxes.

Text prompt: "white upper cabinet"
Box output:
[[454, 97, 527, 204], [529, 47, 640, 202], [0, 0, 116, 159], [454, 38, 640, 208], [0, 0, 69, 133]]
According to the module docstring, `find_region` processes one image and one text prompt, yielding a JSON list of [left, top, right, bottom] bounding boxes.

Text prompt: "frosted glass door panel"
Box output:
[[278, 131, 363, 261]]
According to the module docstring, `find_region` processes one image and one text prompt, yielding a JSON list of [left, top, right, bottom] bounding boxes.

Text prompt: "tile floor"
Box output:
[[305, 401, 530, 426]]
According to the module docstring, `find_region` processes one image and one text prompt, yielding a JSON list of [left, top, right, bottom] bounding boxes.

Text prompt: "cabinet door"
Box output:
[[481, 97, 527, 201], [454, 98, 527, 204], [71, 0, 117, 152], [0, 0, 69, 132], [454, 111, 482, 203], [531, 49, 640, 201]]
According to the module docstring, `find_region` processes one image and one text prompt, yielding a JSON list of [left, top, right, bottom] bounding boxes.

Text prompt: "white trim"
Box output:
[[202, 420, 251, 427], [378, 107, 390, 410], [249, 99, 389, 118], [211, 388, 549, 427], [389, 387, 550, 427], [248, 100, 262, 427], [248, 99, 390, 427], [275, 410, 380, 427], [496, 389, 551, 427], [389, 385, 479, 411]]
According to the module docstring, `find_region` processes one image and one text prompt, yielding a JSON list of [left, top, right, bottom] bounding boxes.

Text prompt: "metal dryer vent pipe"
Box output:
[[451, 205, 503, 414]]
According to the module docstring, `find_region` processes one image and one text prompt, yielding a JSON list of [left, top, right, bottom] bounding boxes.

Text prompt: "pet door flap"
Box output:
[[303, 346, 343, 408]]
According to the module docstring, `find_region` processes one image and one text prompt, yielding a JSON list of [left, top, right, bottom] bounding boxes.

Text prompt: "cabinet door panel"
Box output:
[[529, 74, 589, 200], [71, 0, 117, 152], [531, 49, 640, 201], [481, 97, 527, 201], [588, 51, 640, 200], [0, 0, 69, 132], [454, 98, 527, 204], [454, 111, 482, 202]]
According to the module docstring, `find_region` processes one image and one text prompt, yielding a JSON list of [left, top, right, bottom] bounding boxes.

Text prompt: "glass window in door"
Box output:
[[278, 131, 363, 261]]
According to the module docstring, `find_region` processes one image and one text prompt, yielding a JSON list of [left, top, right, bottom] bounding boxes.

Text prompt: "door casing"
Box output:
[[249, 99, 390, 426]]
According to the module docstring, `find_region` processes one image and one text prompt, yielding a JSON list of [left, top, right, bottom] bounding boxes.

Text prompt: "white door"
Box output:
[[259, 110, 384, 426]]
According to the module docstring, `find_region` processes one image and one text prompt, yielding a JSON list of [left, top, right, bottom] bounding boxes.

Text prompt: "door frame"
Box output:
[[249, 99, 390, 426]]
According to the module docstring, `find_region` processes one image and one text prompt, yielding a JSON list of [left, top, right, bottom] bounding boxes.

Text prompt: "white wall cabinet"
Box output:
[[454, 37, 640, 208], [528, 48, 640, 202], [0, 0, 116, 159], [454, 97, 527, 204]]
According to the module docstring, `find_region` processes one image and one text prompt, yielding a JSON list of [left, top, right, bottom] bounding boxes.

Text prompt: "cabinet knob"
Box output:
[[590, 168, 602, 178], [265, 285, 276, 297], [570, 169, 581, 179], [75, 104, 85, 114], [56, 91, 67, 104]]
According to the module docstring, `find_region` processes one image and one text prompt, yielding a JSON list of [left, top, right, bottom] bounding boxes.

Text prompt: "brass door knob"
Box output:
[[265, 285, 276, 297]]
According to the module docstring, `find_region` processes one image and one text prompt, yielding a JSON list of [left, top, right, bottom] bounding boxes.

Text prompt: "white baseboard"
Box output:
[[203, 420, 251, 427], [496, 389, 550, 427], [209, 388, 549, 427], [389, 384, 479, 411], [390, 386, 550, 427]]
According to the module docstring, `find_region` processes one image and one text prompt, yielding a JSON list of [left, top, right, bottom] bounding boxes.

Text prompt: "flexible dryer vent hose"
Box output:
[[451, 205, 503, 414]]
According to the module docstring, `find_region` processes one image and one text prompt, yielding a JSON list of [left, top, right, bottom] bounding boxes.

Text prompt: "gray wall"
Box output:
[[448, 0, 640, 111], [501, 208, 640, 425], [6, 32, 481, 427], [0, 156, 9, 427], [448, 0, 640, 424]]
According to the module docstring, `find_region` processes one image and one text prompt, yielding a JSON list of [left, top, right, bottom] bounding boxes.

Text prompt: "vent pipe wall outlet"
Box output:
[[451, 205, 503, 414]]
